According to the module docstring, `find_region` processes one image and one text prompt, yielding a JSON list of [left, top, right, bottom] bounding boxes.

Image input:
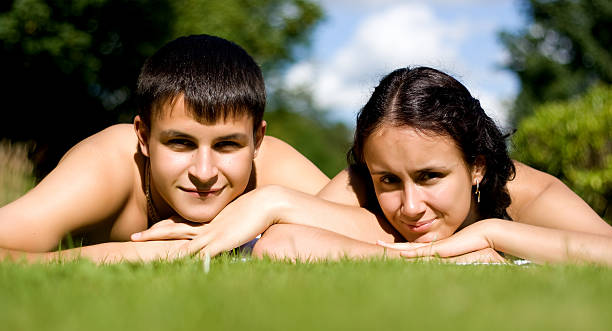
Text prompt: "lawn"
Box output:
[[2, 141, 611, 331], [2, 256, 611, 331]]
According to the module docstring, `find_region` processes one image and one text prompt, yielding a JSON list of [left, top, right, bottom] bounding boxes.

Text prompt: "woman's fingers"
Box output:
[[376, 240, 429, 250], [441, 248, 507, 264], [398, 238, 489, 259]]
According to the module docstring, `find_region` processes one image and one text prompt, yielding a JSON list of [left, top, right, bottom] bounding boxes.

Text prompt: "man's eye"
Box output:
[[168, 139, 194, 148], [214, 141, 241, 149]]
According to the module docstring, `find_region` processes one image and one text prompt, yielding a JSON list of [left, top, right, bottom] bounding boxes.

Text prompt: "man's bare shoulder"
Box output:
[[0, 124, 144, 251], [255, 136, 329, 194], [60, 124, 139, 163]]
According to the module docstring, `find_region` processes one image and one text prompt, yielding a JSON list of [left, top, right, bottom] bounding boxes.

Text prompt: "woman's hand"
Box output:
[[131, 216, 205, 241], [377, 220, 500, 262]]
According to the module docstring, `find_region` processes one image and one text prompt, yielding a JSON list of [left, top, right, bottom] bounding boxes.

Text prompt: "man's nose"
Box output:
[[188, 148, 219, 183]]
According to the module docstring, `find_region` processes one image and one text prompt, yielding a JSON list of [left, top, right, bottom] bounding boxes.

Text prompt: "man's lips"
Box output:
[[180, 186, 224, 196]]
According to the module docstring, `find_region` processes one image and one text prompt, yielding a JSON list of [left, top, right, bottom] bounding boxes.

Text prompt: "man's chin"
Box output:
[[178, 209, 220, 223]]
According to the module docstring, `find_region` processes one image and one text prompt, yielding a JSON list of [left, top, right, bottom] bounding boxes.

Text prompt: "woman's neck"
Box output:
[[458, 199, 481, 231]]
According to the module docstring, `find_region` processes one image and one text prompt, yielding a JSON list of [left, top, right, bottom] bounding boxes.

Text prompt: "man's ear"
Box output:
[[471, 155, 486, 185], [134, 116, 150, 157], [253, 120, 267, 158]]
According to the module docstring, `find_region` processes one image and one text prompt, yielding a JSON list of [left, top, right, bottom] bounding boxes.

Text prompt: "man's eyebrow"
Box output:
[[160, 130, 192, 138], [215, 133, 248, 141]]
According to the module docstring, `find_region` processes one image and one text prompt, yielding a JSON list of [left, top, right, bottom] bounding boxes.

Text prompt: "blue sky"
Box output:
[[285, 0, 527, 128]]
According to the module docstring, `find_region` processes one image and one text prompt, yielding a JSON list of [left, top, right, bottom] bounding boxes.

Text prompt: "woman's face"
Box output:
[[363, 125, 483, 243]]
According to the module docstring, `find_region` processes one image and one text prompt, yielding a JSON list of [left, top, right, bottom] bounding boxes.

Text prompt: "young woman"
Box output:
[[0, 34, 329, 263], [152, 66, 612, 265]]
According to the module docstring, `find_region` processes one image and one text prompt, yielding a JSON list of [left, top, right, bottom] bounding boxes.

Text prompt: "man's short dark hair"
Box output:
[[136, 34, 265, 131]]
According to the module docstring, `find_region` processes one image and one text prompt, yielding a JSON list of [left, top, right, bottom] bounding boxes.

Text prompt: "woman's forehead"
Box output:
[[364, 125, 466, 168]]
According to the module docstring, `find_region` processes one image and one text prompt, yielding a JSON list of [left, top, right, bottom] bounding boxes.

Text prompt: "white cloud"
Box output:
[[320, 0, 497, 10], [286, 2, 470, 122], [470, 89, 509, 128]]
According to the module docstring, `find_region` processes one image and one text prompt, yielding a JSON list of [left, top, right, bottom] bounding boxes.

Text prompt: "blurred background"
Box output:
[[0, 0, 610, 221]]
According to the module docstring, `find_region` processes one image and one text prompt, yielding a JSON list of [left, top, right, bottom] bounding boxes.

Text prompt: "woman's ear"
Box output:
[[253, 120, 267, 158], [134, 116, 150, 157], [471, 155, 486, 185]]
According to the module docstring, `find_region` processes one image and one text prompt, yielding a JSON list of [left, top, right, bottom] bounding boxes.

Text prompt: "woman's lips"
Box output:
[[402, 219, 436, 233]]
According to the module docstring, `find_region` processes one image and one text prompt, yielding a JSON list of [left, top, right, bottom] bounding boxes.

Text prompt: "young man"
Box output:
[[0, 34, 329, 263]]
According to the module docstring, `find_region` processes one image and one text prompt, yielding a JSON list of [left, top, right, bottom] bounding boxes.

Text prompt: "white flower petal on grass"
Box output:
[[203, 251, 211, 274]]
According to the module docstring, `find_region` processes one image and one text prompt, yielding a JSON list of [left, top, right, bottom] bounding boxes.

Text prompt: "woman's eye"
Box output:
[[379, 175, 399, 184], [419, 172, 443, 183]]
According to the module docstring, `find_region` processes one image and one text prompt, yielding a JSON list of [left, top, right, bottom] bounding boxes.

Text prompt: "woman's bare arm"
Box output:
[[253, 224, 505, 264], [380, 219, 612, 265], [507, 161, 612, 236]]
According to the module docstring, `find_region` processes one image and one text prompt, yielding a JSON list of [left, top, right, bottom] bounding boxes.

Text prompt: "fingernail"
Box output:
[[131, 232, 141, 240]]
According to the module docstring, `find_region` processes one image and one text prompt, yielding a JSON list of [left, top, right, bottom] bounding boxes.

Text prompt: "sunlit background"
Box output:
[[0, 0, 610, 220], [286, 0, 522, 127]]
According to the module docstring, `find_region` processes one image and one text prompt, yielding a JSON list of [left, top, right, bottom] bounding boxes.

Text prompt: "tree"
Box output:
[[511, 84, 612, 222], [500, 0, 612, 125], [0, 0, 325, 178], [169, 1, 351, 176], [265, 88, 351, 177]]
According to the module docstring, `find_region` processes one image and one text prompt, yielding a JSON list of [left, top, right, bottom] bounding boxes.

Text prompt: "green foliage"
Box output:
[[167, 1, 342, 177], [0, 0, 325, 178], [265, 88, 352, 177], [1, 0, 176, 177], [512, 84, 612, 221], [2, 258, 612, 331], [500, 0, 612, 125], [170, 0, 323, 75]]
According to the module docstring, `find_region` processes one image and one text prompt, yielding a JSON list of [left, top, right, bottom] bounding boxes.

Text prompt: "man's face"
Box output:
[[138, 95, 263, 222]]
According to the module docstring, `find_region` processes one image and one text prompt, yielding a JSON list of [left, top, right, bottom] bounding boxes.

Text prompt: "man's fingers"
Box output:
[[131, 223, 199, 241], [149, 218, 176, 228], [167, 234, 213, 259]]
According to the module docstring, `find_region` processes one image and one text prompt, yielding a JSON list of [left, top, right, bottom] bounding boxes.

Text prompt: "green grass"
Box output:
[[2, 256, 612, 331], [0, 139, 36, 206], [2, 140, 611, 330]]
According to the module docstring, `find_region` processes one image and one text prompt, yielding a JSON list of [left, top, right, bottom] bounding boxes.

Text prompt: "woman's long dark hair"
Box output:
[[348, 67, 515, 220]]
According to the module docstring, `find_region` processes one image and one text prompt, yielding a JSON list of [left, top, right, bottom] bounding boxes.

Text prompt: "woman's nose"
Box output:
[[400, 183, 426, 218]]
